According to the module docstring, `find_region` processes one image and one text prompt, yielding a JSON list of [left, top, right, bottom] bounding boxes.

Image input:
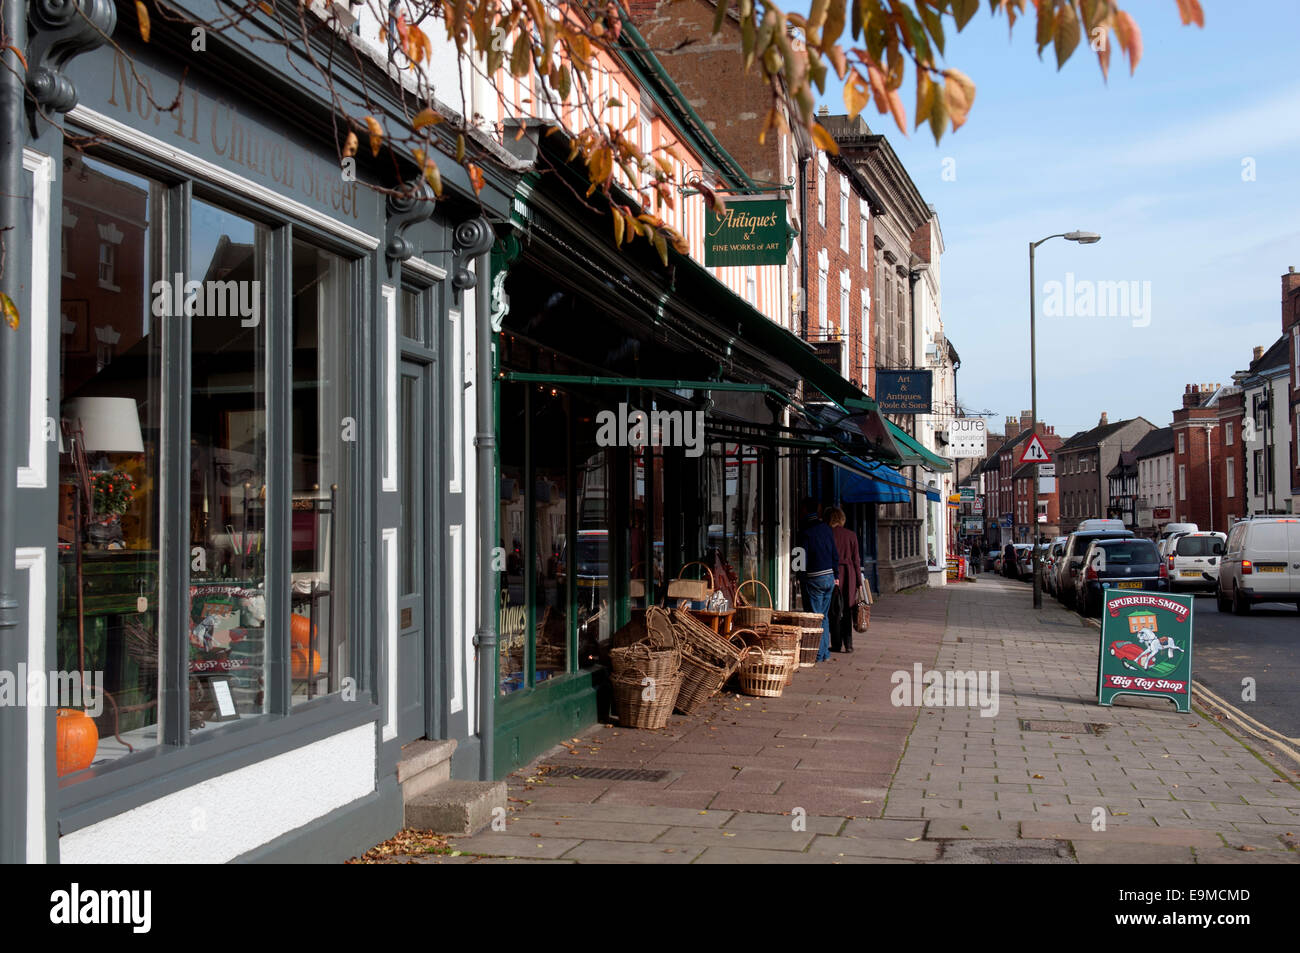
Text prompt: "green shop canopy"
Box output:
[[887, 420, 951, 472]]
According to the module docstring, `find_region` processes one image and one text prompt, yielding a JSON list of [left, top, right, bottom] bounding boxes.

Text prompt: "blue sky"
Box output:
[[806, 1, 1300, 439]]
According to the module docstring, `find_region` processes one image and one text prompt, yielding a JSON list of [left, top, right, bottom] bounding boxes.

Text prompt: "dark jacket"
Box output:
[[832, 526, 861, 606], [797, 518, 836, 577]]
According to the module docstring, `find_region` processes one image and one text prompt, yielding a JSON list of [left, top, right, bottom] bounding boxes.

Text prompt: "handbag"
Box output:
[[854, 573, 871, 631]]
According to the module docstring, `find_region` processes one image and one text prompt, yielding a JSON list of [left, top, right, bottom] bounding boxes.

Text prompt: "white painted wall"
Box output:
[[59, 726, 376, 864]]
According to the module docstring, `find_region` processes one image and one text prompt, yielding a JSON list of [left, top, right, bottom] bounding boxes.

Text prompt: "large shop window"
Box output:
[[58, 154, 165, 760], [707, 442, 765, 583], [54, 144, 362, 785]]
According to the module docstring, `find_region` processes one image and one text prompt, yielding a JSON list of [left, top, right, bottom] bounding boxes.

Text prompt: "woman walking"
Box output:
[[825, 507, 861, 653]]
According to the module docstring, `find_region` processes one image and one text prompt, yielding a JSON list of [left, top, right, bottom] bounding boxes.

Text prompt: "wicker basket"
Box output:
[[672, 608, 747, 674], [611, 605, 676, 649], [733, 579, 774, 629], [797, 625, 823, 667], [755, 623, 800, 681], [610, 636, 680, 680], [772, 610, 825, 629], [674, 645, 729, 715], [612, 667, 682, 729], [667, 561, 714, 602], [736, 646, 791, 698]]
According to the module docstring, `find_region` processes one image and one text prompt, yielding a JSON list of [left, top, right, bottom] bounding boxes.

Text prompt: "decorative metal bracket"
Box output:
[[384, 183, 435, 278], [27, 0, 118, 117], [450, 217, 494, 302]]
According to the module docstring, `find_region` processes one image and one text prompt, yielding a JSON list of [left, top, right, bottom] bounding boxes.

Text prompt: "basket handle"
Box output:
[[727, 631, 750, 655], [674, 560, 715, 588], [735, 579, 772, 609]]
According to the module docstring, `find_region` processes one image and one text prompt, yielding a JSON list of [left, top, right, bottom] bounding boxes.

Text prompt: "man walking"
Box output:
[[797, 498, 837, 663]]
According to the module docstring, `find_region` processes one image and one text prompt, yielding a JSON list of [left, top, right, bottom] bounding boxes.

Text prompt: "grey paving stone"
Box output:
[[652, 825, 816, 852], [1072, 842, 1196, 864], [1194, 847, 1300, 864], [926, 818, 1021, 839], [518, 803, 735, 827], [450, 833, 585, 858], [560, 841, 706, 863], [719, 812, 846, 835], [808, 834, 940, 860]]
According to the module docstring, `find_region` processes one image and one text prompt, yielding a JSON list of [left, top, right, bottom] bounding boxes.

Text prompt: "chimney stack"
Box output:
[[1252, 345, 1264, 362], [1099, 411, 1108, 426], [1020, 410, 1033, 433], [1285, 268, 1300, 332], [1182, 384, 1201, 408]]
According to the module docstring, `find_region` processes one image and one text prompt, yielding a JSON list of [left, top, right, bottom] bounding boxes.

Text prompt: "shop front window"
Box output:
[[575, 445, 612, 667], [188, 200, 271, 723], [289, 240, 354, 703], [531, 387, 569, 684], [57, 153, 164, 770]]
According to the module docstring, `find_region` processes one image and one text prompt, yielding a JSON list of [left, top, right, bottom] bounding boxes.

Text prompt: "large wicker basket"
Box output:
[[672, 608, 747, 674], [610, 638, 680, 680], [772, 610, 825, 629], [755, 623, 800, 684], [736, 646, 792, 698], [733, 580, 774, 629], [674, 645, 729, 715], [797, 625, 823, 667], [611, 605, 675, 649], [612, 667, 682, 729]]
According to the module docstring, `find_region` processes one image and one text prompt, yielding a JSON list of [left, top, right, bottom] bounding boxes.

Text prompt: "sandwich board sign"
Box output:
[[1096, 589, 1194, 713]]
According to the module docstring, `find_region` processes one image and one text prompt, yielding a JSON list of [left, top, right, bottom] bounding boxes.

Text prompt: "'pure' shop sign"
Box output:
[[704, 199, 789, 267]]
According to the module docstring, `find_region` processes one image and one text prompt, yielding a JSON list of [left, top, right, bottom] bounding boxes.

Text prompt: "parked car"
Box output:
[[1167, 531, 1226, 592], [1043, 536, 1068, 596], [1215, 517, 1300, 614], [1157, 522, 1199, 559], [1011, 543, 1034, 580], [1054, 528, 1136, 608], [1075, 537, 1168, 616]]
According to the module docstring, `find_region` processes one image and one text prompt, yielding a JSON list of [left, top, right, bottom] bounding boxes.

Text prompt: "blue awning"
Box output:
[[924, 489, 941, 503], [828, 455, 912, 504]]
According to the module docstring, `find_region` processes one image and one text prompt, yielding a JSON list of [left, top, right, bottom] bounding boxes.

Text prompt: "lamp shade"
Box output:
[[64, 397, 144, 453]]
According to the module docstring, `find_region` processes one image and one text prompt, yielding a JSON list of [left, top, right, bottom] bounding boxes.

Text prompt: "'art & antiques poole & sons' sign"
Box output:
[[875, 370, 932, 414], [704, 199, 789, 266], [1096, 590, 1194, 713]]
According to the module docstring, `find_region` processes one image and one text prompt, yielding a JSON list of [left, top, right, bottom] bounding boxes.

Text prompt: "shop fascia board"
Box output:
[[507, 173, 805, 397], [160, 0, 521, 214]]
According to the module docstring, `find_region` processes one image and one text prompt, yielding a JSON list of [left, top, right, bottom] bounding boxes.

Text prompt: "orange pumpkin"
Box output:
[[56, 708, 98, 777], [290, 613, 316, 649], [291, 647, 322, 679]]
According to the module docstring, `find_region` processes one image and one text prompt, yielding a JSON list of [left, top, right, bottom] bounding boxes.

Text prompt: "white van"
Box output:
[[1158, 522, 1199, 559], [1215, 517, 1300, 613], [1168, 531, 1227, 592]]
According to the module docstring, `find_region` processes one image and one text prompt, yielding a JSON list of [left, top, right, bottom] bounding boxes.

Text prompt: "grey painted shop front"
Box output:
[[0, 2, 510, 863]]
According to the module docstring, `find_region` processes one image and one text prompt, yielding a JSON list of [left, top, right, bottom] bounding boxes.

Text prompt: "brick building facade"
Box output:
[[1171, 384, 1229, 532]]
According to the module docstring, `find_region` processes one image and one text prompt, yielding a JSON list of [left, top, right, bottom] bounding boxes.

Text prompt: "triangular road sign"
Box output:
[[1018, 433, 1052, 465]]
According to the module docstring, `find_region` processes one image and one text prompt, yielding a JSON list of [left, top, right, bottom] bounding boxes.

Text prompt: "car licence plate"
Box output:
[[1180, 571, 1203, 577], [1117, 581, 1142, 589], [1258, 566, 1285, 573]]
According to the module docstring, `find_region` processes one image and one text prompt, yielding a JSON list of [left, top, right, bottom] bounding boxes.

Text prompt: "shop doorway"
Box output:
[[396, 354, 441, 743]]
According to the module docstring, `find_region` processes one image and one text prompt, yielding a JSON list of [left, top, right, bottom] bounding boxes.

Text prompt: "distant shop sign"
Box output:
[[947, 418, 987, 457], [875, 370, 932, 414], [704, 198, 789, 266]]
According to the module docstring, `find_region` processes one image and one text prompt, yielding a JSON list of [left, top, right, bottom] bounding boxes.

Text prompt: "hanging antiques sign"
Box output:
[[1096, 590, 1194, 713], [704, 198, 790, 267], [875, 370, 932, 414]]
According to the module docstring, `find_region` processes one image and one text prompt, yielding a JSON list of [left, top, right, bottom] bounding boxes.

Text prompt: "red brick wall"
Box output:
[[1215, 395, 1246, 527], [806, 160, 872, 387], [1172, 408, 1218, 531]]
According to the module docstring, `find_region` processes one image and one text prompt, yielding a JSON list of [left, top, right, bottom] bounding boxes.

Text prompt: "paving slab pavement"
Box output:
[[381, 577, 1300, 864]]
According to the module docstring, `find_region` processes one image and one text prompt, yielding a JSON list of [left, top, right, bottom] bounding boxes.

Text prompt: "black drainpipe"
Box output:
[[799, 154, 810, 341], [452, 218, 498, 781], [0, 0, 26, 864]]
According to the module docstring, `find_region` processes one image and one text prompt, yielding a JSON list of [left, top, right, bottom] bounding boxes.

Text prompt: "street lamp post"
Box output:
[[1029, 230, 1100, 609]]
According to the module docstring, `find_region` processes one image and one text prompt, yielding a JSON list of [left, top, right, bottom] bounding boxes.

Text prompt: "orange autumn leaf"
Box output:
[[135, 0, 151, 42], [364, 116, 383, 157], [468, 163, 485, 196], [342, 129, 358, 158]]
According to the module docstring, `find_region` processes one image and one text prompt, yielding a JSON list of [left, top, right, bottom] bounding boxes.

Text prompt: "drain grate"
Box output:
[[542, 764, 669, 782], [1018, 719, 1106, 734]]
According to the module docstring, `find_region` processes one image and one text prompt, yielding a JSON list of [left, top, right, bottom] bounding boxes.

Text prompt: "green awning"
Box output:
[[887, 421, 951, 472]]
